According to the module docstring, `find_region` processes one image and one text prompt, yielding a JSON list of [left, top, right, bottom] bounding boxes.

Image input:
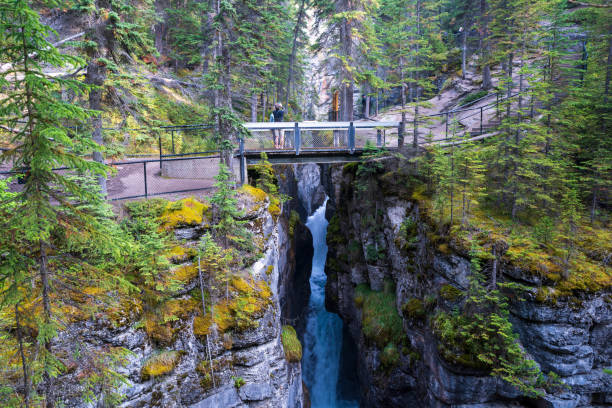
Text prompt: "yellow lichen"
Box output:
[[166, 246, 196, 264], [159, 197, 208, 230], [170, 264, 198, 283], [239, 185, 267, 202], [83, 286, 105, 296], [141, 350, 182, 380]]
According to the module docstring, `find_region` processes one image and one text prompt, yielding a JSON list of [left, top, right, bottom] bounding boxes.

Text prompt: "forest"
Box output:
[[0, 0, 610, 406]]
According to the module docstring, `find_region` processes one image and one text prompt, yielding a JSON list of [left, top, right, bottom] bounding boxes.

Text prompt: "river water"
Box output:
[[302, 201, 360, 408]]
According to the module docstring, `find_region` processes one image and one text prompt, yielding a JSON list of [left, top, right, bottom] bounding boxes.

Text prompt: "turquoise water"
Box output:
[[302, 201, 359, 408]]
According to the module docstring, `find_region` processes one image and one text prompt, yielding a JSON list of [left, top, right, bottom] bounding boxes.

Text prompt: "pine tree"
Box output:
[[0, 2, 134, 405]]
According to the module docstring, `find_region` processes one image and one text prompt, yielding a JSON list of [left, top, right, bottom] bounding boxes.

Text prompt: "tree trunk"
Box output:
[[86, 1, 112, 196], [86, 61, 107, 196], [15, 303, 30, 408], [154, 0, 168, 56], [413, 0, 421, 148], [39, 242, 54, 408], [251, 90, 257, 122], [399, 56, 406, 147], [480, 0, 492, 89], [285, 0, 306, 108]]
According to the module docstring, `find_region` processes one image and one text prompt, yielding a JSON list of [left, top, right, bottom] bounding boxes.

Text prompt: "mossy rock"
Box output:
[[143, 298, 198, 344], [402, 298, 426, 320], [192, 277, 273, 337], [380, 342, 400, 370], [159, 197, 209, 230], [166, 246, 197, 264], [439, 284, 464, 302], [239, 184, 267, 202], [169, 263, 199, 283], [288, 210, 301, 238], [354, 284, 405, 349], [281, 325, 302, 362], [141, 350, 182, 381]]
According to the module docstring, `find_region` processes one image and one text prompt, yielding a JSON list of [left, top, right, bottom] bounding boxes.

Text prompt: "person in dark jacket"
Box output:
[[272, 103, 285, 149]]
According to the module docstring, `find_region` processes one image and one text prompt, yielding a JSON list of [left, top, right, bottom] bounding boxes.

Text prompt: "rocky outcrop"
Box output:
[[322, 159, 612, 407], [51, 191, 304, 408]]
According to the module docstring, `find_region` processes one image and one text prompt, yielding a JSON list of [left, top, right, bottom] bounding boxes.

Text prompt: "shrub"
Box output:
[[281, 325, 302, 362], [459, 90, 488, 106]]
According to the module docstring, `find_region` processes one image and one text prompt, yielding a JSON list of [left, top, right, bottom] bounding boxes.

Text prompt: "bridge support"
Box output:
[[239, 137, 246, 186], [348, 122, 355, 154], [294, 122, 301, 156]]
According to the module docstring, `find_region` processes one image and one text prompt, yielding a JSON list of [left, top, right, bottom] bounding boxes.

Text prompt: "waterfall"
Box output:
[[302, 200, 359, 408]]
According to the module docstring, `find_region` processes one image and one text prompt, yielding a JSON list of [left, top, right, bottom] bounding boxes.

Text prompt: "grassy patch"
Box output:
[[141, 350, 182, 380], [281, 325, 302, 362], [354, 284, 404, 349]]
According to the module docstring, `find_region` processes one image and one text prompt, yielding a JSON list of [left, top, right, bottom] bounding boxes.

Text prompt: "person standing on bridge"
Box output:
[[271, 103, 285, 149]]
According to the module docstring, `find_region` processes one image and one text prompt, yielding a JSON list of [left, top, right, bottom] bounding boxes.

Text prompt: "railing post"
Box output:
[[348, 121, 355, 154], [239, 137, 246, 186], [480, 106, 483, 134], [171, 130, 175, 155], [294, 122, 300, 156], [143, 161, 148, 198], [377, 129, 382, 147]]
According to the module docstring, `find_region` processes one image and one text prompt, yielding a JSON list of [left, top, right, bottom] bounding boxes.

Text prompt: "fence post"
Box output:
[[294, 122, 300, 156], [239, 137, 246, 186], [143, 161, 148, 198], [377, 128, 382, 147], [158, 134, 162, 169], [480, 107, 484, 134], [348, 121, 355, 154], [171, 130, 175, 155]]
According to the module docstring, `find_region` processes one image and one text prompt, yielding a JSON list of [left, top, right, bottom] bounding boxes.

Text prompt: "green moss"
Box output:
[[402, 298, 426, 319], [439, 284, 464, 302], [124, 198, 168, 219], [327, 214, 345, 246], [141, 351, 182, 380], [380, 342, 400, 370], [281, 325, 302, 362], [192, 277, 272, 337], [288, 210, 301, 238], [354, 284, 404, 349]]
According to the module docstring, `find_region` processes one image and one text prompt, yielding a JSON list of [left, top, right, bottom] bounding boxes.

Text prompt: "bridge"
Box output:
[[0, 91, 519, 201]]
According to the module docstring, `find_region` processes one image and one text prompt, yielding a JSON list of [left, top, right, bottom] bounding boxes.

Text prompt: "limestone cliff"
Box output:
[[50, 190, 304, 408], [322, 158, 611, 408]]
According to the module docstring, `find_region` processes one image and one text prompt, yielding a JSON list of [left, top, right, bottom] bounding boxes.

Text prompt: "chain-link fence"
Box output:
[[0, 155, 221, 201]]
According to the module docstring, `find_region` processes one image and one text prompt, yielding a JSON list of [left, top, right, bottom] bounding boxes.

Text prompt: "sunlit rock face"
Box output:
[[52, 190, 304, 408], [321, 158, 611, 408]]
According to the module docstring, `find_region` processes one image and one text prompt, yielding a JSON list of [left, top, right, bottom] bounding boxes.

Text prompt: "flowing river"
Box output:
[[302, 200, 360, 408]]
